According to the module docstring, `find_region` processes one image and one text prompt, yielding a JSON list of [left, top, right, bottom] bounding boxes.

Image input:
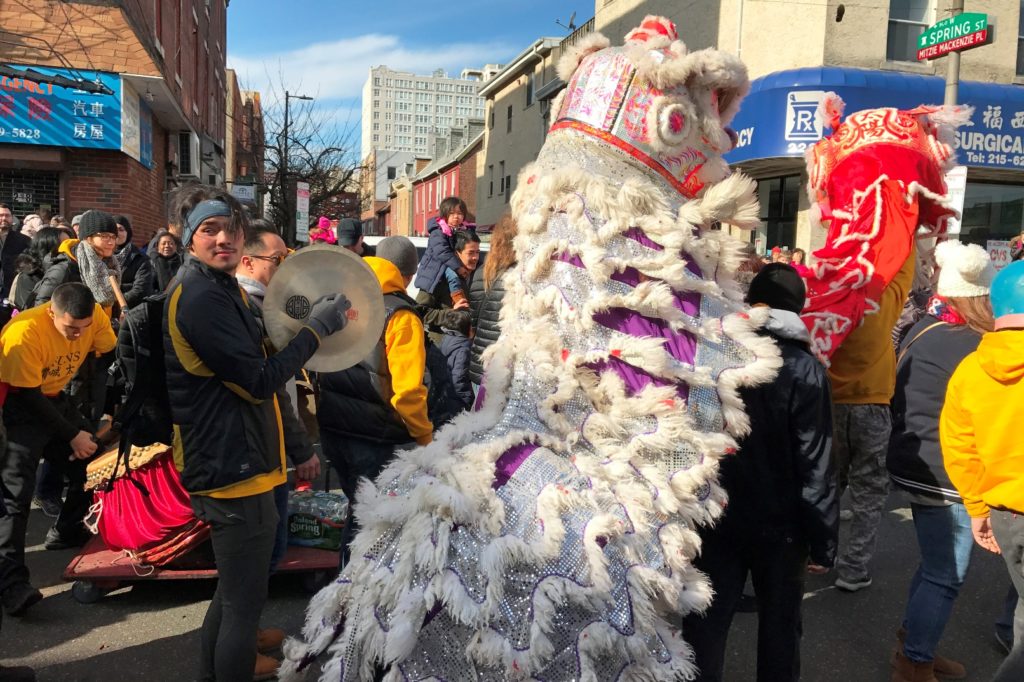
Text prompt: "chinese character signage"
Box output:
[[0, 65, 121, 149], [728, 67, 1024, 172]]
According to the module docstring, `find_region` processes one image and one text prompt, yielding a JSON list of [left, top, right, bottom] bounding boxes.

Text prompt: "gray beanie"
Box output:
[[376, 236, 419, 277]]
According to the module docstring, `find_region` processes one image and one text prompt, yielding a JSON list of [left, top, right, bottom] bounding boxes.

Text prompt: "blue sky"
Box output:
[[227, 0, 592, 149]]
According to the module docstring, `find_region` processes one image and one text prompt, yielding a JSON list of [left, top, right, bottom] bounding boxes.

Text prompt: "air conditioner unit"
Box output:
[[170, 131, 201, 177]]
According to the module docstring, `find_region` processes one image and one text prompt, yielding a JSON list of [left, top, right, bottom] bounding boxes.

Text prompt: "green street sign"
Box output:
[[917, 12, 990, 61]]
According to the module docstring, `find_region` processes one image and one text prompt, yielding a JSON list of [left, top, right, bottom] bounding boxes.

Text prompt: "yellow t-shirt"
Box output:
[[0, 303, 117, 394]]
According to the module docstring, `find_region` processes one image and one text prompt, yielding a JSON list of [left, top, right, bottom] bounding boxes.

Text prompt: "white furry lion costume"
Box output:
[[282, 17, 780, 681]]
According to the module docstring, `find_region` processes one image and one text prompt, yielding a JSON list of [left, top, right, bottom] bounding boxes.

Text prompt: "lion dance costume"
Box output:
[[800, 95, 970, 360], [283, 17, 784, 680]]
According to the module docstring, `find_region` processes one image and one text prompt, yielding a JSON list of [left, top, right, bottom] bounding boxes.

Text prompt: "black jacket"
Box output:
[[887, 316, 980, 502], [318, 293, 419, 445], [10, 253, 51, 311], [151, 252, 183, 293], [0, 229, 30, 299], [164, 257, 321, 494], [712, 309, 838, 567], [467, 267, 508, 385], [33, 251, 80, 306], [118, 244, 155, 308]]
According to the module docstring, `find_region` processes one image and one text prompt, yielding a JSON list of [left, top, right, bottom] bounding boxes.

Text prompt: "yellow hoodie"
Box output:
[[940, 329, 1024, 518], [56, 238, 115, 317], [364, 257, 433, 446]]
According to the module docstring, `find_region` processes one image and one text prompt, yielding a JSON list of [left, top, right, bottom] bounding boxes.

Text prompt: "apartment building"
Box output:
[[0, 0, 229, 241], [588, 0, 1024, 256], [225, 69, 264, 213], [360, 65, 497, 159], [475, 37, 563, 227], [411, 121, 484, 235], [359, 64, 500, 225]]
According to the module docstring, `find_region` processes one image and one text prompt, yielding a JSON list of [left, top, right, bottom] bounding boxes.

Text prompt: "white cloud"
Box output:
[[228, 33, 512, 103]]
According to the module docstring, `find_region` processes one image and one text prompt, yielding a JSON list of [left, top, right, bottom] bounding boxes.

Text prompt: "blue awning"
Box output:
[[726, 66, 1024, 172]]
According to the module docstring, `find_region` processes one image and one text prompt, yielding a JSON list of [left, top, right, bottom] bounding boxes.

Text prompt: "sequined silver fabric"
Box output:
[[294, 103, 769, 682]]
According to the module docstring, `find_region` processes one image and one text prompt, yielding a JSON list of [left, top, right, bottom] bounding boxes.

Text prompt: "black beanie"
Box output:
[[746, 263, 806, 314], [78, 210, 117, 240]]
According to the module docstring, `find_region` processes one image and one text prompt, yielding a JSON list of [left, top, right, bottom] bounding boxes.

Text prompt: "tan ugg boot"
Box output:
[[895, 627, 966, 679], [253, 653, 280, 681], [256, 627, 286, 653], [891, 649, 939, 682]]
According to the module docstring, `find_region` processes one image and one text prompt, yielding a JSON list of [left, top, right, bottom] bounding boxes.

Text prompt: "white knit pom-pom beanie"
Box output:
[[935, 239, 995, 298]]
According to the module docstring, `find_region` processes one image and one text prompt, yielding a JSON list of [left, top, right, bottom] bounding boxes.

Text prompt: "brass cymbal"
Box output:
[[263, 244, 386, 372]]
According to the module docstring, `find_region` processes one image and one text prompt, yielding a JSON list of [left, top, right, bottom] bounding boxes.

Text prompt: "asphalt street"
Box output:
[[0, 494, 1012, 681]]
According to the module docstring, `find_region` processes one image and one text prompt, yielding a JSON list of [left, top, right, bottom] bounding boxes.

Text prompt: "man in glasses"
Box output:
[[234, 218, 320, 668], [236, 219, 289, 310]]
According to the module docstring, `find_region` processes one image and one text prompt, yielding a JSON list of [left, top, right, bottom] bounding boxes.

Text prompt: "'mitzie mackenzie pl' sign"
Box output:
[[917, 12, 990, 61]]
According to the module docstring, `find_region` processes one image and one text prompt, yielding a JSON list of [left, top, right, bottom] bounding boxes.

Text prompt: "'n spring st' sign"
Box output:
[[917, 13, 990, 61]]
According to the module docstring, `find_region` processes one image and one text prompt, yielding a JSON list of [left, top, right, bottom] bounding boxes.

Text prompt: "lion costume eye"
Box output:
[[646, 95, 698, 152]]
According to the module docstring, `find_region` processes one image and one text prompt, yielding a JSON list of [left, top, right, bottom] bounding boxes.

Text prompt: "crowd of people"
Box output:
[[0, 190, 519, 682], [2, 184, 1024, 682]]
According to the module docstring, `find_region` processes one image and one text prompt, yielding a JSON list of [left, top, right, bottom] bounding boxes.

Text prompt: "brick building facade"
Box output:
[[411, 133, 482, 236], [0, 0, 228, 243]]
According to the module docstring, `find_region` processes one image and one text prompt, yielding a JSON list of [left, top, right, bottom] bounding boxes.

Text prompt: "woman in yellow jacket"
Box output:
[[941, 259, 1024, 682]]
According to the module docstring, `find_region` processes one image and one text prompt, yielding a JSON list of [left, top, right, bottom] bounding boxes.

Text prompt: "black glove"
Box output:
[[307, 294, 352, 337]]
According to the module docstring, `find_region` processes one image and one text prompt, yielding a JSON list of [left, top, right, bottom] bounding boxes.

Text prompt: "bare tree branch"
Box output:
[[244, 65, 365, 245]]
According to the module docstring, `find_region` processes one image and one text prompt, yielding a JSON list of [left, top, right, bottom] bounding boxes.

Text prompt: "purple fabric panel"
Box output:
[[585, 357, 688, 404], [493, 443, 540, 490], [623, 227, 664, 251], [592, 307, 697, 367], [550, 251, 700, 318]]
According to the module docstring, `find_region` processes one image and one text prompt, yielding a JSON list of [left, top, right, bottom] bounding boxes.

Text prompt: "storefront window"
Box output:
[[887, 0, 931, 63], [958, 182, 1024, 246], [756, 176, 799, 253]]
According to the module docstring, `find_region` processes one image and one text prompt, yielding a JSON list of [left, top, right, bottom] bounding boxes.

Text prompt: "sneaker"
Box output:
[[834, 575, 872, 592], [43, 526, 91, 551], [1, 582, 43, 617], [257, 627, 286, 652], [0, 663, 37, 682], [32, 496, 63, 518], [839, 509, 854, 522], [995, 628, 1014, 655], [253, 653, 280, 681]]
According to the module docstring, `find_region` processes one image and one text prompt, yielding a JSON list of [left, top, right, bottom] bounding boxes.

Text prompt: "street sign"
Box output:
[[295, 182, 310, 242], [917, 12, 989, 61], [230, 183, 256, 202]]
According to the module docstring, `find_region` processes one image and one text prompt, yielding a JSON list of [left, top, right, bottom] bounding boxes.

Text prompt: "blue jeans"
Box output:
[[443, 267, 463, 296], [901, 502, 974, 663]]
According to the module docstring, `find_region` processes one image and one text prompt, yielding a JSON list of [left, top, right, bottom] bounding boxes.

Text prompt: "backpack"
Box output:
[[113, 293, 173, 448], [386, 292, 464, 428]]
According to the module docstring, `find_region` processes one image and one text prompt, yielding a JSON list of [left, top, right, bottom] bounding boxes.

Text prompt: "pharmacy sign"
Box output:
[[917, 13, 990, 61]]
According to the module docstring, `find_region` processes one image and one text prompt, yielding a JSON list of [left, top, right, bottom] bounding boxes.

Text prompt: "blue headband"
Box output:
[[183, 199, 233, 246]]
